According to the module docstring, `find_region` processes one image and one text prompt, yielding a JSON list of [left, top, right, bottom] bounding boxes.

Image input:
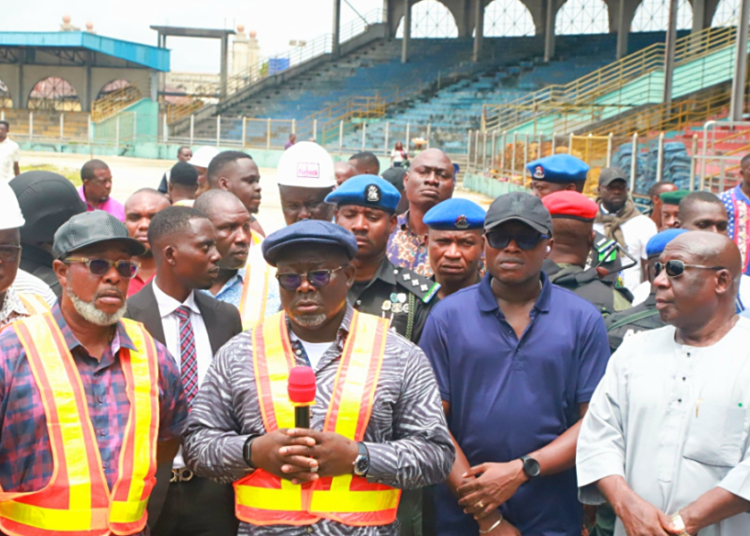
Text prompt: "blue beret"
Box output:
[[526, 154, 589, 183], [423, 198, 486, 230], [261, 220, 358, 266], [325, 175, 401, 213], [646, 228, 689, 257]]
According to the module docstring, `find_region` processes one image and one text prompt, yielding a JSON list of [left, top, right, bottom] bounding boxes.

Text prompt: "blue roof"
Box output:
[[0, 32, 169, 72]]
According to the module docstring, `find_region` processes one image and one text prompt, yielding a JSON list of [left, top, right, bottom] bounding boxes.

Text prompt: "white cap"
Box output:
[[277, 141, 336, 188], [0, 183, 25, 230], [190, 146, 220, 169]]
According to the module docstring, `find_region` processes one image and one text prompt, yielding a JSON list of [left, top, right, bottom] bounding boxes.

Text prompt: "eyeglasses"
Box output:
[[486, 230, 548, 251], [0, 245, 21, 263], [276, 265, 346, 291], [64, 257, 140, 279], [654, 259, 724, 278]]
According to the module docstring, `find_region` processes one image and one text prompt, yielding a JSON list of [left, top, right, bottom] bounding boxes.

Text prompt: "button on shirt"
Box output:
[[202, 266, 281, 315], [182, 305, 455, 536], [0, 303, 186, 535], [152, 282, 213, 469], [0, 137, 19, 184], [578, 318, 750, 536], [419, 273, 610, 536], [387, 211, 433, 277]]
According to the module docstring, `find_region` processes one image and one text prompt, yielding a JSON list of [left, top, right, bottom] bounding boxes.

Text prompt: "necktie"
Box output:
[[175, 305, 199, 407]]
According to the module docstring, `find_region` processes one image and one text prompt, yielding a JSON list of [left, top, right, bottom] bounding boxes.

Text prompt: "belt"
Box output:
[[170, 468, 195, 483]]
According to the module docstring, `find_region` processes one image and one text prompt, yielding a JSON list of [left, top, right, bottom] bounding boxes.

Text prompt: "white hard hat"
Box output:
[[190, 146, 220, 169], [277, 141, 336, 188], [0, 182, 25, 231]]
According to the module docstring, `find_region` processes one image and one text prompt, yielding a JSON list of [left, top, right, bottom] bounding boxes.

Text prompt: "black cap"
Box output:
[[598, 167, 628, 188], [53, 210, 147, 259], [484, 192, 552, 235], [170, 161, 199, 186]]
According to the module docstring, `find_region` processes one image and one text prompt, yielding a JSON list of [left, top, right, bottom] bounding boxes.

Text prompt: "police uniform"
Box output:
[[541, 190, 632, 316], [528, 155, 626, 289]]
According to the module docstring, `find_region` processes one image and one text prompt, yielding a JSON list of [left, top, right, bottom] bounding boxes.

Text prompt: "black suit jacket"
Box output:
[[125, 281, 242, 529]]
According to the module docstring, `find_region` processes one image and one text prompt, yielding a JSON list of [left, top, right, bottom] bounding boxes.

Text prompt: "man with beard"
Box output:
[[124, 188, 171, 297], [195, 190, 280, 327], [594, 167, 657, 293], [0, 210, 187, 535], [183, 220, 454, 536], [126, 206, 242, 536], [277, 142, 337, 226], [387, 149, 455, 277], [423, 198, 485, 299], [78, 159, 125, 221], [207, 151, 266, 237]]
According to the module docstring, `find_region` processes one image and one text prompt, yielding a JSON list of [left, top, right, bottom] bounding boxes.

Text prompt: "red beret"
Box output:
[[541, 190, 598, 221]]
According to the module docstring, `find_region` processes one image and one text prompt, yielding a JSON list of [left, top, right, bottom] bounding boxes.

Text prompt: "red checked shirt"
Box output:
[[0, 304, 187, 530]]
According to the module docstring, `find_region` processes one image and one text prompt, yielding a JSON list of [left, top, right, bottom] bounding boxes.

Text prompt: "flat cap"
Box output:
[[541, 190, 598, 221], [262, 220, 358, 266], [646, 228, 688, 257], [599, 167, 628, 187], [325, 175, 401, 213], [659, 189, 691, 205], [485, 191, 552, 235], [526, 154, 589, 183], [53, 210, 146, 259], [424, 198, 486, 230]]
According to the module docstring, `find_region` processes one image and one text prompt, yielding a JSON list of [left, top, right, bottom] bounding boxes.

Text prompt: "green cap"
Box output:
[[659, 189, 691, 205]]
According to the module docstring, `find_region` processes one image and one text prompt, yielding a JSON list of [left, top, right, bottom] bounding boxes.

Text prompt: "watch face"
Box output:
[[355, 456, 369, 475], [523, 457, 541, 478]]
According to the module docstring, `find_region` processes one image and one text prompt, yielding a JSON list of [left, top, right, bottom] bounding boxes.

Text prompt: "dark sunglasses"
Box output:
[[276, 265, 346, 291], [0, 245, 21, 263], [486, 231, 548, 251], [64, 257, 140, 279], [654, 259, 724, 278]]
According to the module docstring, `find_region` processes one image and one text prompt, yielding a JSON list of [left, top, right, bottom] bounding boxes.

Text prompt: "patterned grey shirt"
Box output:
[[183, 304, 454, 536]]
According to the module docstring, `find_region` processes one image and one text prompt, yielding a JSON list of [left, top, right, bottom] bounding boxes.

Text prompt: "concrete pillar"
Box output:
[[220, 35, 229, 99], [616, 0, 629, 59], [473, 0, 485, 62], [544, 0, 556, 62], [663, 0, 678, 104], [730, 0, 750, 120], [402, 0, 411, 63], [333, 0, 342, 57], [692, 0, 707, 32], [18, 63, 27, 110]]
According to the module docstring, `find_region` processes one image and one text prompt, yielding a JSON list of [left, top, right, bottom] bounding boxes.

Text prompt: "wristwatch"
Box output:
[[352, 442, 370, 477], [671, 513, 693, 536], [520, 456, 541, 480], [243, 435, 260, 469]]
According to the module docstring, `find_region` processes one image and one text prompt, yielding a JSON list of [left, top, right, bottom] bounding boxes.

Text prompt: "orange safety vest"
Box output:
[[234, 310, 400, 527], [0, 313, 160, 536], [238, 231, 276, 331], [18, 294, 51, 315]]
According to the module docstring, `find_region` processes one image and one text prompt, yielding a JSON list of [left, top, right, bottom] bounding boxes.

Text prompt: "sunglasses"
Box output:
[[654, 259, 724, 278], [486, 231, 548, 251], [64, 257, 140, 279], [0, 245, 21, 263], [276, 265, 346, 291]]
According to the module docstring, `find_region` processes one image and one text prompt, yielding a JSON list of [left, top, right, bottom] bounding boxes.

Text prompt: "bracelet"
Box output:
[[478, 516, 503, 534]]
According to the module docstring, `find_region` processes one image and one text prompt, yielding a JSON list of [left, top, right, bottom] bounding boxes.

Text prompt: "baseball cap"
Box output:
[[53, 210, 147, 259], [598, 167, 628, 188], [277, 141, 336, 188], [484, 192, 553, 235], [0, 183, 25, 230]]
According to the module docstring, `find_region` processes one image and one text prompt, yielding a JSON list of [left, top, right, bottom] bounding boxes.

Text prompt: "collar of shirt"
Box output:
[[398, 211, 423, 243], [216, 268, 245, 299], [476, 270, 552, 316], [152, 281, 201, 318], [353, 258, 398, 295], [735, 184, 750, 205], [285, 303, 354, 368], [50, 302, 133, 364], [0, 287, 28, 325]]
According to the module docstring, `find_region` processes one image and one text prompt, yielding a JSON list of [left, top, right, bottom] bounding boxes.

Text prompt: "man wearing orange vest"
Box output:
[[195, 190, 280, 328], [0, 210, 188, 535], [183, 220, 454, 535]]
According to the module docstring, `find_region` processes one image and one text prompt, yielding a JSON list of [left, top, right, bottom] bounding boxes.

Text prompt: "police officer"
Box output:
[[541, 190, 631, 316], [527, 154, 625, 287]]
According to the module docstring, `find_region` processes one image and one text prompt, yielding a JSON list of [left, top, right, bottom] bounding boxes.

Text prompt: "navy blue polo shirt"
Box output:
[[419, 272, 609, 536]]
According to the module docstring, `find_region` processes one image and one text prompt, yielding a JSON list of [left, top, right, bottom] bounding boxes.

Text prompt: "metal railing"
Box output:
[[166, 99, 204, 125], [91, 85, 143, 123]]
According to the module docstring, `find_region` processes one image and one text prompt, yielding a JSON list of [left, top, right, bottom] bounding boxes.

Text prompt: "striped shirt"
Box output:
[[12, 269, 57, 306], [183, 304, 454, 536]]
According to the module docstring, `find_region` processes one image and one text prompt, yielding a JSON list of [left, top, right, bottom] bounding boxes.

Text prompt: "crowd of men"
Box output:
[[0, 134, 749, 536]]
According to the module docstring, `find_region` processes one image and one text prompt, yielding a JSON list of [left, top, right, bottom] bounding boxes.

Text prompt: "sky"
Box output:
[[2, 0, 383, 73]]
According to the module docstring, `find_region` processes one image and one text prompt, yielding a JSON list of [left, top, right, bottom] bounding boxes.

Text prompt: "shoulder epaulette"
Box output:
[[393, 267, 440, 303]]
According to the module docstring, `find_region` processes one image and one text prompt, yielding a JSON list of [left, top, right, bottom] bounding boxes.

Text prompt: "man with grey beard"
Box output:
[[0, 210, 187, 535], [183, 220, 454, 536]]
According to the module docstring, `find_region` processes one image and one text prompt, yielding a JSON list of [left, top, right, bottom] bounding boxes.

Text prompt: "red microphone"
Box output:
[[288, 366, 316, 429]]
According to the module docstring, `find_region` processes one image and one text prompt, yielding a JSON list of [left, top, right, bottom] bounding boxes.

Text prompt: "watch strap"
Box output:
[[243, 434, 260, 469]]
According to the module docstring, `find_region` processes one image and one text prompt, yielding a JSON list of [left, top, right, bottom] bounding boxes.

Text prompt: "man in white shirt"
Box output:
[[577, 231, 750, 536], [0, 121, 20, 184], [594, 168, 657, 293], [125, 205, 242, 536]]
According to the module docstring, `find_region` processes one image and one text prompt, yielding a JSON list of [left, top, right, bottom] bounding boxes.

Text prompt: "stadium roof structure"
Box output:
[[0, 31, 170, 72]]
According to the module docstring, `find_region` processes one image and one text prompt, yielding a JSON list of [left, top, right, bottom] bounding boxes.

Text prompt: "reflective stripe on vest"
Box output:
[[238, 232, 276, 331], [0, 313, 159, 536], [235, 311, 400, 527], [18, 294, 51, 315]]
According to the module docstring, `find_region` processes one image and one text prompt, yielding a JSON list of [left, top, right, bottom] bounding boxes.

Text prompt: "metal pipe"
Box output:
[[266, 118, 271, 150], [607, 133, 613, 167], [701, 121, 715, 183], [115, 114, 119, 152], [630, 133, 638, 192], [164, 113, 168, 144], [384, 122, 390, 156], [482, 131, 488, 170], [500, 132, 506, 173], [474, 130, 480, 171], [292, 118, 296, 135], [551, 131, 557, 154], [217, 115, 221, 148], [491, 132, 497, 172], [467, 130, 472, 167], [537, 134, 542, 159], [656, 132, 665, 182], [190, 115, 195, 146], [60, 114, 64, 142], [663, 0, 678, 104], [523, 133, 529, 173], [313, 119, 318, 142], [362, 123, 367, 150], [405, 122, 410, 154], [242, 117, 247, 148], [511, 132, 517, 176], [427, 123, 432, 149], [339, 120, 344, 153]]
